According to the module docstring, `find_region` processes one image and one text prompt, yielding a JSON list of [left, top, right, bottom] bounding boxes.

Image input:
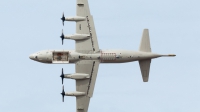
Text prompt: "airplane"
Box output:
[[29, 0, 176, 112]]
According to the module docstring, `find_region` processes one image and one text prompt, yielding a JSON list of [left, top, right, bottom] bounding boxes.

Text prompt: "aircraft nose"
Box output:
[[29, 54, 35, 60]]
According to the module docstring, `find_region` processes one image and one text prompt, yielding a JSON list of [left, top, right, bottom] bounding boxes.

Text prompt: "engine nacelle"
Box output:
[[64, 73, 89, 80], [65, 91, 86, 96], [65, 16, 86, 21], [64, 34, 90, 40]]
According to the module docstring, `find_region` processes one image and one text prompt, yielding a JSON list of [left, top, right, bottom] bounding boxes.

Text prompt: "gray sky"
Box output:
[[0, 0, 200, 112]]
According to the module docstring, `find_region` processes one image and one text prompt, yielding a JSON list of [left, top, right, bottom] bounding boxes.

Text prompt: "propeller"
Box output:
[[61, 12, 65, 26], [61, 85, 65, 102], [60, 29, 64, 45], [60, 68, 64, 84]]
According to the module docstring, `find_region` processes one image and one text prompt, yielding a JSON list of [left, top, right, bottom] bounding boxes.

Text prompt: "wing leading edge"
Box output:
[[76, 60, 99, 112], [76, 0, 99, 53], [71, 1, 100, 112]]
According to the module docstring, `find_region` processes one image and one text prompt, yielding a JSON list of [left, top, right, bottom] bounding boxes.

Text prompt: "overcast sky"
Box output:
[[0, 0, 200, 112]]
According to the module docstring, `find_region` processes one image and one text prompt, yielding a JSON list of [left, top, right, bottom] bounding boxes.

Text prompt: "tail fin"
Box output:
[[139, 29, 151, 52], [139, 59, 151, 82], [139, 29, 151, 82]]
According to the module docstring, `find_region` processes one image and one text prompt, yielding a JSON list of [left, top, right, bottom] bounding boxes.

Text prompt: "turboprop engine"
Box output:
[[61, 13, 86, 25], [61, 86, 85, 102], [60, 30, 90, 45], [60, 68, 89, 84]]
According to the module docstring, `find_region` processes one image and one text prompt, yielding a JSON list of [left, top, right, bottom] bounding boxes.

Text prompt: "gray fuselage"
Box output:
[[29, 49, 163, 64]]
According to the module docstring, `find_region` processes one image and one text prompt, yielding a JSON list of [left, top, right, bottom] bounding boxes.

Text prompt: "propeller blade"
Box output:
[[60, 30, 64, 45], [61, 12, 65, 26], [62, 96, 64, 102], [61, 85, 65, 102], [60, 68, 64, 84]]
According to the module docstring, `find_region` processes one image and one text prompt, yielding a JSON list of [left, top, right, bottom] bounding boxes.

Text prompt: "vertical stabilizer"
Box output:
[[139, 29, 151, 52], [139, 59, 151, 82]]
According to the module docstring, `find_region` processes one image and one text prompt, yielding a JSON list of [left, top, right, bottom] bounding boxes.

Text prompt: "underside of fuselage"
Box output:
[[29, 49, 166, 64]]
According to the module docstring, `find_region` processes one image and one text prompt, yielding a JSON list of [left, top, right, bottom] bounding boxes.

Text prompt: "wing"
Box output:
[[75, 60, 99, 112], [76, 0, 99, 53]]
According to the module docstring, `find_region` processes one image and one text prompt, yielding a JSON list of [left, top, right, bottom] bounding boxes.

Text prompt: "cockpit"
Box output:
[[29, 50, 52, 63]]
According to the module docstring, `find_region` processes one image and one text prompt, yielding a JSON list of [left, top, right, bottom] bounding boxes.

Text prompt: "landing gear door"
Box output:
[[52, 51, 69, 64]]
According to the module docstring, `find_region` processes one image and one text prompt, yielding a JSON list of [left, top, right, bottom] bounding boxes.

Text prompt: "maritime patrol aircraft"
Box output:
[[29, 0, 176, 112]]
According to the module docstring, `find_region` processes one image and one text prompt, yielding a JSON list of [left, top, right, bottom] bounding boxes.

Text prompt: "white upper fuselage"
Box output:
[[29, 49, 162, 64]]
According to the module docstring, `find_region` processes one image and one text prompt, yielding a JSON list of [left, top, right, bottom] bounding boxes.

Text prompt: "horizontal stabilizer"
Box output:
[[139, 59, 151, 82], [139, 29, 151, 52]]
